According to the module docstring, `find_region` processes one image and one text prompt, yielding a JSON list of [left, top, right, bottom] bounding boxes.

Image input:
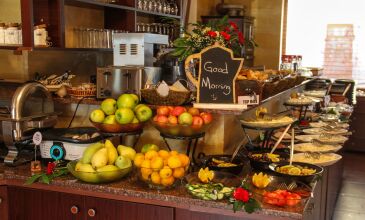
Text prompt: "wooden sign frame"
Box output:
[[185, 43, 244, 104]]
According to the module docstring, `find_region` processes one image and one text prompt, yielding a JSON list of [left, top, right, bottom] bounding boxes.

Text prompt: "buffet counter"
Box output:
[[0, 163, 323, 220]]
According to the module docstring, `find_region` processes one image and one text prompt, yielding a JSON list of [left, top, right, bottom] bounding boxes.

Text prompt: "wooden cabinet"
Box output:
[[13, 0, 183, 49], [7, 186, 173, 220], [8, 186, 84, 220], [85, 196, 173, 220], [0, 186, 8, 220], [345, 96, 365, 152]]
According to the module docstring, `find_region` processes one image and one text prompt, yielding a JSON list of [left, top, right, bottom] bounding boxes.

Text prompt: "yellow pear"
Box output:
[[96, 165, 119, 172], [77, 163, 96, 173], [91, 148, 108, 169], [117, 145, 136, 160], [104, 140, 118, 165], [81, 142, 104, 164]]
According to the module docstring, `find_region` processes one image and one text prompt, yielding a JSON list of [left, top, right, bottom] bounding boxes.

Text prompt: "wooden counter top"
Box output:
[[0, 163, 307, 220]]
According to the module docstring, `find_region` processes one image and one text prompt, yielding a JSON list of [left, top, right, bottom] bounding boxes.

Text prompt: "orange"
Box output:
[[167, 156, 182, 169], [161, 176, 175, 186], [178, 154, 190, 167], [140, 160, 151, 169], [151, 157, 164, 170], [145, 150, 158, 160], [140, 168, 152, 180], [133, 153, 145, 167], [151, 172, 161, 185], [158, 150, 170, 159], [173, 167, 185, 179], [163, 159, 169, 166], [159, 166, 172, 179], [169, 150, 179, 156]]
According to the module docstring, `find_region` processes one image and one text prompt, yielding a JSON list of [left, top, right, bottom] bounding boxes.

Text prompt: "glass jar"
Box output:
[[34, 25, 48, 46], [0, 23, 5, 44], [5, 23, 20, 45]]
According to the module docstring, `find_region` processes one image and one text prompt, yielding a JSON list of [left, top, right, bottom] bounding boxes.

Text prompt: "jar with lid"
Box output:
[[0, 23, 5, 44], [34, 24, 48, 46], [5, 23, 20, 45]]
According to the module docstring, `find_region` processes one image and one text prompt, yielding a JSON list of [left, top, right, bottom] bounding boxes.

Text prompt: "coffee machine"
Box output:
[[97, 33, 168, 99]]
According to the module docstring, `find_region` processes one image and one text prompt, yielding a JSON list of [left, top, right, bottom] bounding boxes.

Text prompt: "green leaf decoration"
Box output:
[[25, 174, 43, 185], [233, 201, 244, 213], [41, 175, 50, 184], [244, 198, 261, 214]]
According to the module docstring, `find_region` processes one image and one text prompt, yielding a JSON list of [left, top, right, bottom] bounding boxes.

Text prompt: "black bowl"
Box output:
[[269, 162, 324, 183], [198, 154, 248, 176], [247, 148, 290, 171], [206, 155, 245, 175]]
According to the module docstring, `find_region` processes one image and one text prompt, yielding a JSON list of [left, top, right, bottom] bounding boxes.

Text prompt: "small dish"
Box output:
[[269, 162, 323, 183]]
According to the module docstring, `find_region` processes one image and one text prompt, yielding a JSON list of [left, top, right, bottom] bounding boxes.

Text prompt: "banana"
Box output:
[[91, 148, 108, 169], [81, 142, 104, 164], [104, 140, 118, 165]]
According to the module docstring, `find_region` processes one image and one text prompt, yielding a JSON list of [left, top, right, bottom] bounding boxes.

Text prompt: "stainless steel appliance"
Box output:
[[96, 66, 144, 99], [96, 33, 168, 98], [0, 81, 58, 165]]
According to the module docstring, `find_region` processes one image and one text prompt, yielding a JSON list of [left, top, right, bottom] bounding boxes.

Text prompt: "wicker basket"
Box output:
[[140, 88, 191, 106]]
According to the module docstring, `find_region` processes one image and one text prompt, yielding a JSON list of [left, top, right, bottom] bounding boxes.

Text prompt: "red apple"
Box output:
[[167, 106, 174, 113], [157, 106, 170, 116], [171, 106, 187, 117], [188, 107, 200, 116], [168, 115, 178, 125], [156, 115, 168, 124], [192, 116, 204, 128], [200, 112, 213, 124], [178, 112, 193, 125]]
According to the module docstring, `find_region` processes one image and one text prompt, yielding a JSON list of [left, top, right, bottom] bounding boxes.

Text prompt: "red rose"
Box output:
[[224, 26, 230, 32], [238, 32, 245, 45], [46, 162, 56, 175], [220, 31, 231, 41], [207, 30, 217, 38], [233, 187, 250, 202], [229, 21, 238, 30]]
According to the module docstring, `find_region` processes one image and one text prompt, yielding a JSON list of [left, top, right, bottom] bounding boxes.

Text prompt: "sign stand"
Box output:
[[184, 43, 247, 110]]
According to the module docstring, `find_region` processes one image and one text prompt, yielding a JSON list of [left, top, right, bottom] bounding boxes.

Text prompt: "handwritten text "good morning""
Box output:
[[201, 61, 231, 95]]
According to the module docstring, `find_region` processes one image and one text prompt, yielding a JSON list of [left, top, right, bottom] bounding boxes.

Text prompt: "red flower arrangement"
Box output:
[[172, 16, 245, 61], [229, 183, 261, 213]]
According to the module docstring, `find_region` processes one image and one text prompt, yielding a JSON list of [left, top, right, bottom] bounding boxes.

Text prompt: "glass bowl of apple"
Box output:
[[89, 94, 153, 133], [151, 106, 213, 137]]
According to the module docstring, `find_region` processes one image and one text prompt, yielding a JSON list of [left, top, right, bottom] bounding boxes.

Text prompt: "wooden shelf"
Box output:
[[65, 0, 135, 11], [0, 45, 22, 50], [34, 47, 113, 52], [136, 9, 181, 19]]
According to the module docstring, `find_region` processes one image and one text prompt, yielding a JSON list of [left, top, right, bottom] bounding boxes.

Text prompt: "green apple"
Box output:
[[90, 109, 105, 123], [141, 144, 159, 153], [130, 94, 140, 104], [100, 98, 117, 115], [115, 108, 135, 124], [115, 155, 132, 169], [117, 94, 138, 109], [103, 115, 117, 124], [135, 104, 152, 122], [178, 112, 193, 125]]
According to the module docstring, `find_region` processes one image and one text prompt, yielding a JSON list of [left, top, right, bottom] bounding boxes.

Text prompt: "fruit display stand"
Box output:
[[102, 130, 143, 148], [160, 132, 205, 167]]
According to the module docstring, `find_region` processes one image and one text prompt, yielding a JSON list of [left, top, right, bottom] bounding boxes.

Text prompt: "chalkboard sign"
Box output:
[[185, 44, 243, 103]]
